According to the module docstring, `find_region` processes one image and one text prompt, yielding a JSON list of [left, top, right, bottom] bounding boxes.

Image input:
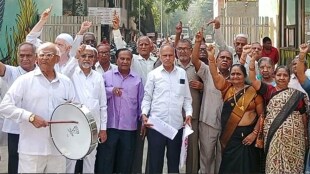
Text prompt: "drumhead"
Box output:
[[50, 103, 95, 160]]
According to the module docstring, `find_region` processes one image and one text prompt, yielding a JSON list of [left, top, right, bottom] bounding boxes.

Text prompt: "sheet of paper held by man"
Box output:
[[147, 116, 178, 140]]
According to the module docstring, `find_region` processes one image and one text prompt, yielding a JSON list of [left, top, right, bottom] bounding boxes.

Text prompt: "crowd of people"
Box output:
[[0, 6, 310, 174]]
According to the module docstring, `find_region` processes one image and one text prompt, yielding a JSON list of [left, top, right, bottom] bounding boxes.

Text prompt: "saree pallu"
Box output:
[[264, 88, 306, 174], [219, 87, 260, 174]]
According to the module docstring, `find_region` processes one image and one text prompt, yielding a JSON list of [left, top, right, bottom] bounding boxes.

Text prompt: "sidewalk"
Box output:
[[0, 143, 185, 173], [0, 146, 8, 173]]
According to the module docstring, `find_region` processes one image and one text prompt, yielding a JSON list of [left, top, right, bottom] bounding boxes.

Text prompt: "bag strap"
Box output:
[[264, 89, 304, 155], [220, 86, 257, 150]]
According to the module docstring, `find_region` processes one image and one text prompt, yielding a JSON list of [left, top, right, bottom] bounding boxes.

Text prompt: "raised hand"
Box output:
[[76, 44, 87, 58], [207, 44, 215, 60], [40, 5, 52, 22], [78, 21, 92, 35], [299, 43, 309, 54], [112, 11, 120, 30], [176, 21, 182, 35], [242, 44, 252, 55], [195, 28, 203, 43], [207, 17, 220, 29]]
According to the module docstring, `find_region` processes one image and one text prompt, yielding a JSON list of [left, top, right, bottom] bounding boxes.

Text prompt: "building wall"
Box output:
[[0, 0, 62, 64]]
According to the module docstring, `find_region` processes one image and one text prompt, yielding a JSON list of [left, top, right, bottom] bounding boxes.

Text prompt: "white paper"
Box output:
[[179, 124, 194, 168], [147, 116, 178, 140]]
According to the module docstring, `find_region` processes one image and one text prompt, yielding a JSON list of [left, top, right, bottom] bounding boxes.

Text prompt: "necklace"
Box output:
[[233, 87, 246, 111]]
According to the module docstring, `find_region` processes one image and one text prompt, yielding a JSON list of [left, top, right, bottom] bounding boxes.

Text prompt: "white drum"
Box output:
[[50, 103, 98, 160]]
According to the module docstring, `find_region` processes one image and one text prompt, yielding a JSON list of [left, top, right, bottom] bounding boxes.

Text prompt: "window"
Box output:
[[286, 0, 296, 25]]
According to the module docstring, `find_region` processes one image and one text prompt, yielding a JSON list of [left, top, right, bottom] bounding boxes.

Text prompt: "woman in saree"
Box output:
[[249, 50, 308, 173], [205, 31, 264, 173]]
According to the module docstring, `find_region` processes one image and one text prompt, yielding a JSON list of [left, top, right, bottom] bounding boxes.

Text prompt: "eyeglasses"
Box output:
[[199, 48, 207, 52], [98, 51, 110, 56], [176, 47, 191, 51], [38, 52, 55, 59], [80, 54, 95, 59]]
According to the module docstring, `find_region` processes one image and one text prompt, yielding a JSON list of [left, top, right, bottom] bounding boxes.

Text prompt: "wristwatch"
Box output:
[[29, 114, 35, 123]]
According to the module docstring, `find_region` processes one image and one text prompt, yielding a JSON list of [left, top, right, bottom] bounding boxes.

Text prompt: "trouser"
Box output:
[[95, 128, 136, 174], [147, 128, 183, 174], [66, 146, 97, 173], [186, 118, 200, 173], [8, 133, 19, 174], [18, 153, 66, 173], [131, 121, 145, 173], [199, 122, 221, 174]]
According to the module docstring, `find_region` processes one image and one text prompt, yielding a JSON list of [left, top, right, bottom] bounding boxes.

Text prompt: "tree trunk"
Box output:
[[140, 5, 155, 35]]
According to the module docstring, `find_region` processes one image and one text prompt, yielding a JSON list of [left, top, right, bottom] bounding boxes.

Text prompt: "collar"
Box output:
[[34, 68, 60, 82], [113, 68, 136, 77], [138, 54, 157, 62], [176, 59, 193, 69], [158, 64, 177, 73], [76, 66, 94, 76]]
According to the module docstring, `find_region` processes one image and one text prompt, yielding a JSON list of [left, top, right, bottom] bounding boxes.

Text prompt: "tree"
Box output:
[[130, 0, 193, 35]]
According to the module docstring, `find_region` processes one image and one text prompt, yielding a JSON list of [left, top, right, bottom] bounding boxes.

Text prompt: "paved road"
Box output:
[[0, 142, 185, 173]]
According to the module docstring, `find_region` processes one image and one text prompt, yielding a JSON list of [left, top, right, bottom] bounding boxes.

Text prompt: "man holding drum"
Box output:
[[0, 42, 75, 173], [62, 44, 108, 173]]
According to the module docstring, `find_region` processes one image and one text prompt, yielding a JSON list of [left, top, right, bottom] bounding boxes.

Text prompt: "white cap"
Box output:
[[56, 33, 74, 46]]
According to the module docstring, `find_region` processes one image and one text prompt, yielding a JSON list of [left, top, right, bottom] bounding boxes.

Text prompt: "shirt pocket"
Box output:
[[175, 84, 186, 97]]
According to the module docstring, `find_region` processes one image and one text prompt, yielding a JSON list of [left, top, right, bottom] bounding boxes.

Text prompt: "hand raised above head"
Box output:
[[299, 43, 309, 54], [40, 5, 52, 21], [207, 17, 220, 29], [112, 12, 120, 30], [195, 28, 204, 43], [176, 21, 182, 34], [207, 44, 215, 58], [79, 21, 92, 34]]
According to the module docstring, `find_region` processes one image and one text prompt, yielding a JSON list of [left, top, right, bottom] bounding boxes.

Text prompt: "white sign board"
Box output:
[[88, 7, 121, 25]]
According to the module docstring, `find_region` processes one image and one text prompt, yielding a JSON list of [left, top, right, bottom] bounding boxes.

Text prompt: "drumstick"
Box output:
[[48, 121, 79, 124]]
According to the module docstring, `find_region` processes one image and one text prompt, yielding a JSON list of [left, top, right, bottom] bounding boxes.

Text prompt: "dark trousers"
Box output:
[[95, 128, 136, 174], [131, 121, 145, 173], [8, 133, 19, 174], [147, 128, 183, 174]]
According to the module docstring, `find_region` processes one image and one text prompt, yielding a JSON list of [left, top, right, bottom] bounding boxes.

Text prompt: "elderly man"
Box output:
[[61, 45, 108, 173], [96, 48, 144, 173], [192, 30, 233, 174], [175, 38, 203, 174], [0, 42, 75, 173], [0, 42, 37, 174], [209, 18, 253, 72], [95, 43, 117, 74], [26, 6, 91, 72], [141, 44, 192, 173]]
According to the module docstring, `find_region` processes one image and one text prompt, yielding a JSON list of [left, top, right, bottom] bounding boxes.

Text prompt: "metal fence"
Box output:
[[41, 16, 102, 43], [219, 16, 274, 46]]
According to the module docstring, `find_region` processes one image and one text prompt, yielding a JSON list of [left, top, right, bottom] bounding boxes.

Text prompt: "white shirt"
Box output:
[[141, 65, 192, 130], [131, 54, 158, 85], [95, 62, 117, 75], [26, 30, 83, 57], [1, 65, 34, 134], [62, 58, 108, 130], [196, 63, 224, 129], [0, 68, 75, 155], [289, 74, 309, 99]]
